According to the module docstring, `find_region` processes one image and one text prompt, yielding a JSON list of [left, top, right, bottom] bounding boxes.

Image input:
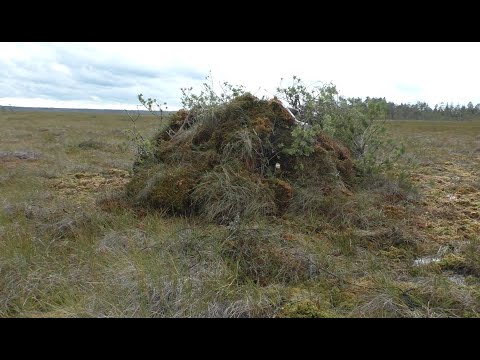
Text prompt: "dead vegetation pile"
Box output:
[[126, 94, 357, 223]]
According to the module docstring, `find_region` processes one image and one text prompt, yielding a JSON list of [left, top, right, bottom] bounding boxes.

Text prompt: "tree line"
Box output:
[[358, 97, 480, 120]]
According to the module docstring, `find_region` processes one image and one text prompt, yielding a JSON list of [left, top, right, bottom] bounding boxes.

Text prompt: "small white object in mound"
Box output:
[[447, 194, 457, 201], [275, 162, 281, 170]]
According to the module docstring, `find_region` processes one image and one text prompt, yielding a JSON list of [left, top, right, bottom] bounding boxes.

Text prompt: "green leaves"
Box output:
[[277, 76, 405, 175], [138, 94, 167, 117], [180, 73, 246, 111], [276, 76, 338, 127], [284, 124, 322, 157]]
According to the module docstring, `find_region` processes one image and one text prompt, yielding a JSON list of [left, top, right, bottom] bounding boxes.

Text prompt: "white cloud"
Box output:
[[50, 62, 72, 76], [1, 42, 480, 109]]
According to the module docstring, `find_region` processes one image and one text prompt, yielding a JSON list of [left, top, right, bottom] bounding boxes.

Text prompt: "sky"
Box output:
[[1, 42, 480, 110]]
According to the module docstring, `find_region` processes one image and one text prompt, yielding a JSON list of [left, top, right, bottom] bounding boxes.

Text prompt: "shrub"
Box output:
[[277, 76, 405, 175]]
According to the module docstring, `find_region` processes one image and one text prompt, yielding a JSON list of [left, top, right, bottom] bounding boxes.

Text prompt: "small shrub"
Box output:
[[277, 76, 405, 175]]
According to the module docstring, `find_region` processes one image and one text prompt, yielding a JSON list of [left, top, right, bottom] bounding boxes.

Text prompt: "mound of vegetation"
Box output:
[[126, 92, 357, 223]]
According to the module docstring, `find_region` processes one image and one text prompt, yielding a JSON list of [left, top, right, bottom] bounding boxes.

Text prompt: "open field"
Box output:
[[1, 113, 479, 317]]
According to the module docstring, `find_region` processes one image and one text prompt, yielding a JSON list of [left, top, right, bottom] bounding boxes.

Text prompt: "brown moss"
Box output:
[[252, 116, 273, 137], [268, 179, 293, 215], [316, 132, 352, 161], [267, 98, 296, 126], [192, 124, 214, 146]]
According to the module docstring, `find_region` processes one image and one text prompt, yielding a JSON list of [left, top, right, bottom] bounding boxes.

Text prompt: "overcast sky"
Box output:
[[1, 42, 480, 110]]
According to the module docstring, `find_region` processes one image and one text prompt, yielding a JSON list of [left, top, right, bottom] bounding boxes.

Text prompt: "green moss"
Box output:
[[278, 289, 340, 318], [280, 300, 340, 318], [126, 164, 202, 214], [148, 166, 199, 212]]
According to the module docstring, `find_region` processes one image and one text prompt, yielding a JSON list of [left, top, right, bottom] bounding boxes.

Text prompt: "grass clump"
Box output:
[[191, 165, 276, 223], [78, 139, 106, 150], [222, 226, 317, 286]]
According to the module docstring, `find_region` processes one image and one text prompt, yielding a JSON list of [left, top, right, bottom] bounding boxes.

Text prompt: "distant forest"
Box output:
[[2, 99, 480, 120], [358, 98, 480, 120]]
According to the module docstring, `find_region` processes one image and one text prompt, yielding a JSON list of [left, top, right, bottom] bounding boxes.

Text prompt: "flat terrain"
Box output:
[[388, 121, 479, 246], [1, 113, 479, 317]]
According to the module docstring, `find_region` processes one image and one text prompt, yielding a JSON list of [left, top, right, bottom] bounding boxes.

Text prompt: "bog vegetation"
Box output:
[[0, 76, 479, 317], [126, 76, 405, 221]]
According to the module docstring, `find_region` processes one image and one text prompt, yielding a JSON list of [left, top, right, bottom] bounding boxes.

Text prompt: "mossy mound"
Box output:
[[126, 93, 357, 222]]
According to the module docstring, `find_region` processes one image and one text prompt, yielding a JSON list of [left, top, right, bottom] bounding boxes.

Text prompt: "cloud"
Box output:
[[395, 83, 422, 96], [50, 62, 72, 76], [0, 42, 208, 109], [1, 42, 480, 109]]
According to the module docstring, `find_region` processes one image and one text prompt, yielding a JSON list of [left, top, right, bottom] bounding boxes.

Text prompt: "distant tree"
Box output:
[[387, 102, 396, 119], [467, 102, 474, 115], [342, 99, 480, 121]]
